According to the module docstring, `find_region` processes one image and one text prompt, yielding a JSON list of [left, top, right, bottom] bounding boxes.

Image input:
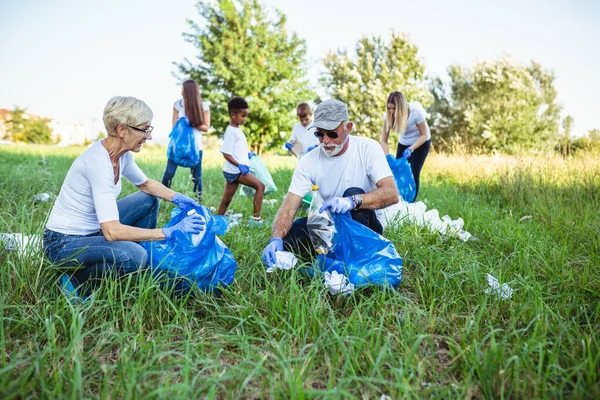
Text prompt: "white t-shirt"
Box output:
[[290, 121, 319, 158], [288, 136, 393, 222], [385, 102, 430, 146], [46, 141, 148, 235], [174, 98, 210, 152], [220, 125, 250, 174]]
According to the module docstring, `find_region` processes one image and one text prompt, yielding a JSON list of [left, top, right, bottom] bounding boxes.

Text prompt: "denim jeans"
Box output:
[[43, 191, 160, 293], [162, 150, 203, 197], [282, 187, 383, 261], [396, 139, 431, 201]]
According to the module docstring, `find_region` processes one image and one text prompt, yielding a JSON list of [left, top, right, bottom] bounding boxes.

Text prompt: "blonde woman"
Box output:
[[380, 91, 431, 200]]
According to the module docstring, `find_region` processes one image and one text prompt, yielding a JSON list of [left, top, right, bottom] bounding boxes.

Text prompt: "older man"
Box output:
[[262, 99, 399, 267]]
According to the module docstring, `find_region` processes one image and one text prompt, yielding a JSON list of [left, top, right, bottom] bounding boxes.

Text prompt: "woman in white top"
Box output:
[[43, 96, 205, 298], [380, 91, 432, 200], [161, 79, 211, 202]]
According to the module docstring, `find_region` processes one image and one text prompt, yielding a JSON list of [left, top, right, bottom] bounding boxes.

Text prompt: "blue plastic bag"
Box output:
[[309, 213, 403, 289], [167, 117, 198, 168], [240, 154, 277, 196], [141, 205, 237, 293], [386, 154, 416, 203]]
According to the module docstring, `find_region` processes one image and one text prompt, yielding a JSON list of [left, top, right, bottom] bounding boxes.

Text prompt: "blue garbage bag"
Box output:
[[167, 117, 198, 168], [141, 205, 237, 294], [386, 154, 416, 203], [308, 213, 403, 289], [240, 153, 277, 196]]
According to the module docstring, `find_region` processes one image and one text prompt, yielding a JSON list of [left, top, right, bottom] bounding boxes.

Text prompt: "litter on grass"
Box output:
[[323, 270, 355, 296], [265, 251, 298, 273], [380, 200, 472, 241], [0, 233, 42, 255], [485, 274, 513, 299], [34, 193, 51, 202]]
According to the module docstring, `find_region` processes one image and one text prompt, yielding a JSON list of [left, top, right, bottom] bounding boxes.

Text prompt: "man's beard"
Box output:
[[321, 133, 349, 157]]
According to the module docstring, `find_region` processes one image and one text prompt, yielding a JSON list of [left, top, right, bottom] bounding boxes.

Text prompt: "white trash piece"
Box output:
[[0, 233, 42, 256], [324, 270, 355, 296], [263, 199, 278, 206], [484, 274, 513, 299], [266, 251, 298, 273], [380, 200, 472, 241], [34, 193, 51, 202], [186, 209, 207, 246]]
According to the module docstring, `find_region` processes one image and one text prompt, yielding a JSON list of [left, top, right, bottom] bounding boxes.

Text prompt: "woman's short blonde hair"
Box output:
[[103, 96, 153, 137]]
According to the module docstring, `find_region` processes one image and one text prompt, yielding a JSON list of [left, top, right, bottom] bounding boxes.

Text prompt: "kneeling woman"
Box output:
[[43, 96, 205, 295]]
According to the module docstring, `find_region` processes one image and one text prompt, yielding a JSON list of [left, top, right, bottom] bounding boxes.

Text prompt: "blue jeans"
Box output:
[[162, 150, 203, 197], [43, 192, 160, 293]]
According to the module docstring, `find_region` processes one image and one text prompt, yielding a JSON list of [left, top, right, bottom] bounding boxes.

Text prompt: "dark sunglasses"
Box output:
[[128, 125, 154, 138], [313, 130, 339, 139]]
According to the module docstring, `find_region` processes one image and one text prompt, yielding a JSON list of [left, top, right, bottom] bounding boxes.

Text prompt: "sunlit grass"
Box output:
[[1, 144, 599, 398]]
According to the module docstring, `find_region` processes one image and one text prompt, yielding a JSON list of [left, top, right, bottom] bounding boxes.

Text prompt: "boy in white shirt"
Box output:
[[217, 97, 265, 226], [285, 102, 319, 158]]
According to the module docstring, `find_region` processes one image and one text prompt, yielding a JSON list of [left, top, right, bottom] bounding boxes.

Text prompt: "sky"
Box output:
[[1, 0, 599, 144]]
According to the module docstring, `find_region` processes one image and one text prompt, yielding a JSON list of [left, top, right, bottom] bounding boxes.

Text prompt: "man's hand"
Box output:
[[163, 214, 206, 240], [238, 164, 251, 175], [284, 142, 294, 150], [261, 238, 283, 267], [402, 148, 413, 159], [319, 197, 354, 214], [172, 192, 199, 209]]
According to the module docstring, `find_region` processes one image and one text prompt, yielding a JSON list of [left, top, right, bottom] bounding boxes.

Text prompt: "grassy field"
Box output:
[[0, 143, 599, 399]]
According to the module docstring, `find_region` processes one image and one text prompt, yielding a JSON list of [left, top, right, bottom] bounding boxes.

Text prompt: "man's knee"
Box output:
[[117, 243, 148, 272], [343, 187, 365, 197]]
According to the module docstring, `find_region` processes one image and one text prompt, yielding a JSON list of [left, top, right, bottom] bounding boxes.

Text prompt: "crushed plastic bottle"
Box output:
[[307, 185, 336, 254], [186, 209, 206, 246]]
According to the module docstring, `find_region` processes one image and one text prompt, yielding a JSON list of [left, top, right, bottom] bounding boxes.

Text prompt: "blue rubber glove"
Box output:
[[172, 192, 199, 209], [284, 142, 294, 150], [262, 238, 283, 267], [402, 148, 413, 159], [162, 214, 206, 240], [386, 154, 395, 163], [307, 144, 319, 153], [248, 152, 257, 159], [319, 197, 354, 214], [238, 164, 251, 175]]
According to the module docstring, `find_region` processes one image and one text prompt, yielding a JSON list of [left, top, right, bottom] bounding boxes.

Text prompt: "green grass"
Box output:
[[1, 144, 599, 399]]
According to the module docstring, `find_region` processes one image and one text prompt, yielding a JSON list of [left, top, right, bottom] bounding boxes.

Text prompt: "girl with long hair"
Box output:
[[161, 79, 210, 201], [380, 91, 431, 200]]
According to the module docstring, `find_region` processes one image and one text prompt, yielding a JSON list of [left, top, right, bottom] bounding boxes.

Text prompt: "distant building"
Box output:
[[48, 120, 89, 146]]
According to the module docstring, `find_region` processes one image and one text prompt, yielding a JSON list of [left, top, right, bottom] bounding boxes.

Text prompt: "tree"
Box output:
[[428, 57, 562, 153], [321, 32, 432, 140], [176, 0, 315, 153], [3, 107, 53, 144]]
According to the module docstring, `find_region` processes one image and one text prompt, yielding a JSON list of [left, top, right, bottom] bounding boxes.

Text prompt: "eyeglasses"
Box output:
[[313, 130, 339, 139], [128, 125, 154, 138]]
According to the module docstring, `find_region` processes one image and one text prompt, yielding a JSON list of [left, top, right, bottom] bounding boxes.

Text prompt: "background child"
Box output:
[[217, 97, 265, 226], [285, 102, 319, 158]]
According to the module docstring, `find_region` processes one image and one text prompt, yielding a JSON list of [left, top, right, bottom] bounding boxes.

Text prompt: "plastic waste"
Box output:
[[34, 193, 51, 202], [240, 154, 277, 196], [306, 185, 336, 254], [0, 232, 42, 256], [323, 270, 354, 296], [266, 251, 298, 273], [141, 205, 236, 294], [485, 274, 513, 299], [309, 213, 403, 290], [167, 117, 198, 167], [380, 200, 472, 241], [386, 155, 416, 203]]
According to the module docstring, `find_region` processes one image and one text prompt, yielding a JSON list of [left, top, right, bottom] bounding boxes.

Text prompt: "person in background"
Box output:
[[262, 99, 399, 266], [380, 91, 431, 200], [217, 96, 265, 227], [161, 79, 210, 202], [43, 96, 205, 298], [284, 102, 319, 158]]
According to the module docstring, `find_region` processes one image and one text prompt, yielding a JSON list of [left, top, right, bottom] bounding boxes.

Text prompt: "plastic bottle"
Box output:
[[186, 209, 206, 246], [307, 185, 336, 254]]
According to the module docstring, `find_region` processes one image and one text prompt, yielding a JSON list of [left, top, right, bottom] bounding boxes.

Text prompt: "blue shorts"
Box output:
[[223, 171, 241, 183]]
